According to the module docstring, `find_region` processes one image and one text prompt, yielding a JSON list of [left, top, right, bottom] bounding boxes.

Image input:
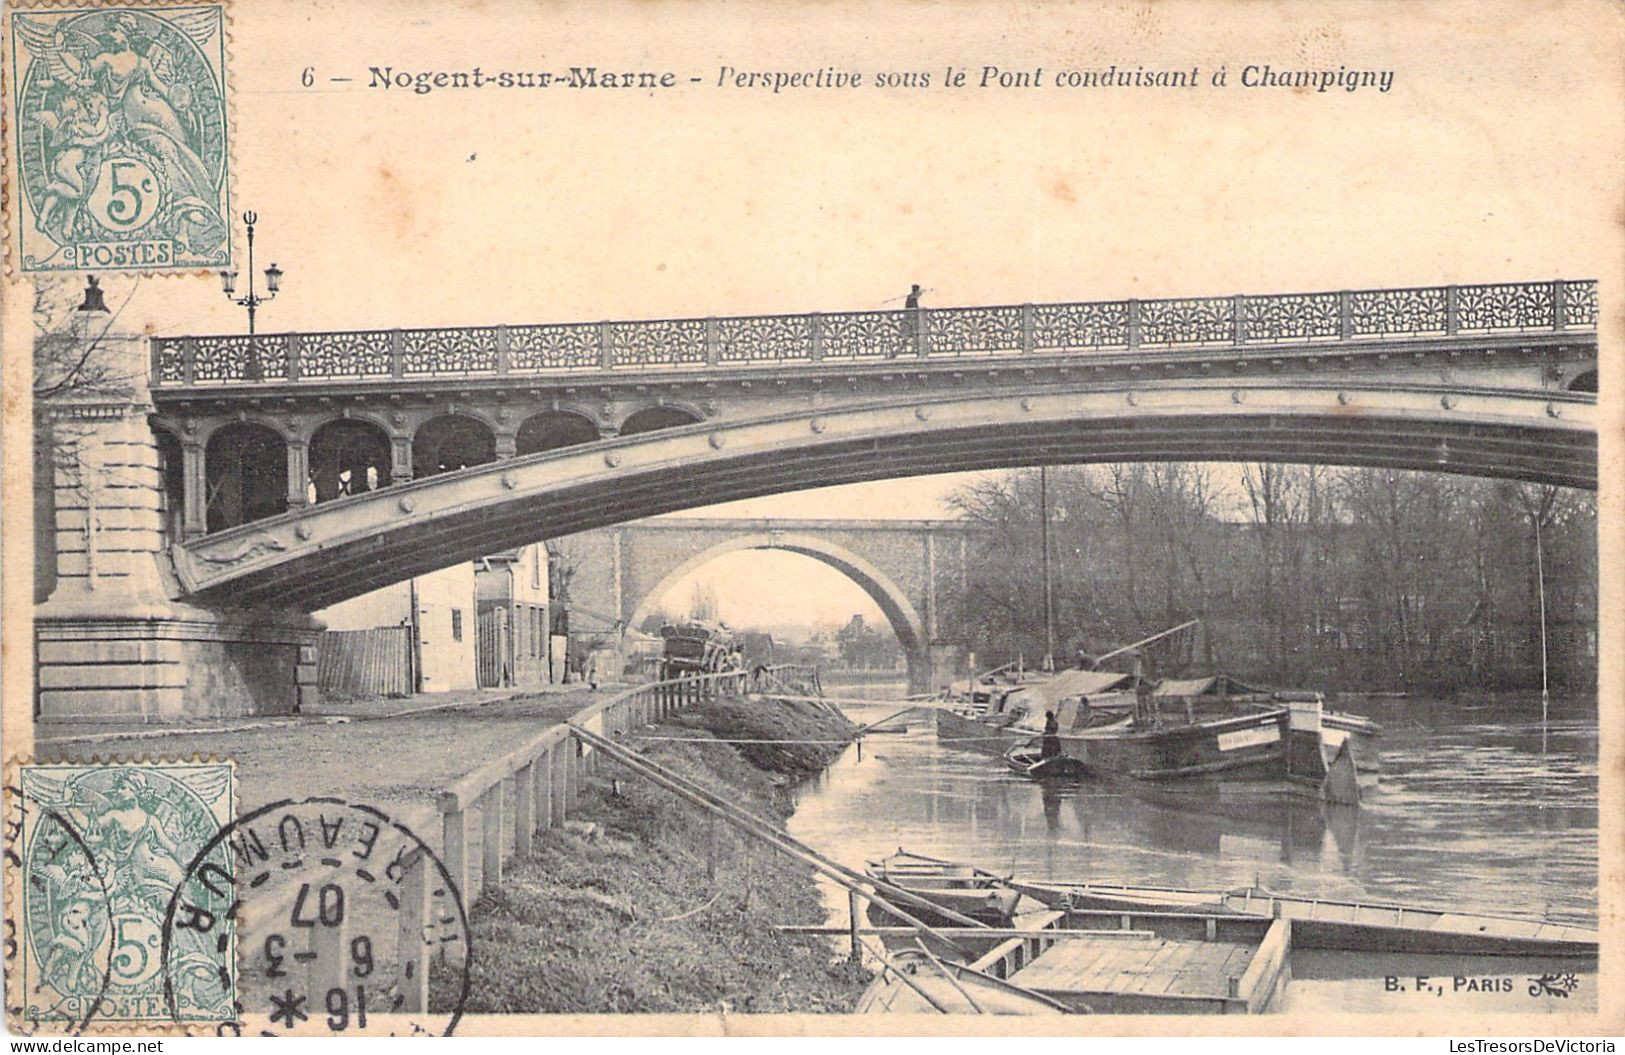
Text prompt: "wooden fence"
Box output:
[[759, 663, 822, 696], [317, 626, 412, 696]]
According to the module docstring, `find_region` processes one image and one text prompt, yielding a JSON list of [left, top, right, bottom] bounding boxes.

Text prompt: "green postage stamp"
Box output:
[[6, 761, 237, 1031], [6, 4, 231, 273]]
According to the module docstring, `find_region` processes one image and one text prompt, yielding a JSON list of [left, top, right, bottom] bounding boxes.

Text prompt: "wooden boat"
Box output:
[[1005, 692, 1363, 806], [1156, 676, 1382, 772], [934, 669, 1105, 754], [1005, 750, 1086, 780], [1011, 879, 1599, 958], [1013, 708, 1295, 781], [853, 907, 1291, 1014], [865, 849, 1022, 927], [823, 879, 1596, 1013], [940, 670, 1380, 775], [855, 949, 1072, 1014]]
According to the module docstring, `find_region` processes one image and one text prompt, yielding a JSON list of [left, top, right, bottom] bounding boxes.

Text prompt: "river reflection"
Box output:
[[789, 687, 1598, 927]]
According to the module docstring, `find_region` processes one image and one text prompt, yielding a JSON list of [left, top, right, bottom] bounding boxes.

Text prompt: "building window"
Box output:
[[532, 547, 542, 590], [451, 608, 464, 642]]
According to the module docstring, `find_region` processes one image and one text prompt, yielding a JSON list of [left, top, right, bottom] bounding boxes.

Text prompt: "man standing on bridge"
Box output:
[[890, 284, 925, 359]]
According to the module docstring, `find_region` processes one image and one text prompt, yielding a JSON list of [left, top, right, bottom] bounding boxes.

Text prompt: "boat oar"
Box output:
[[573, 723, 986, 940], [568, 723, 983, 956], [859, 939, 952, 1014], [911, 938, 986, 1013], [853, 706, 918, 736]]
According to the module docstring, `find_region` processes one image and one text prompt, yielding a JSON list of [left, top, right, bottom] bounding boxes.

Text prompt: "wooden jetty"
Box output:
[[1012, 880, 1599, 958]]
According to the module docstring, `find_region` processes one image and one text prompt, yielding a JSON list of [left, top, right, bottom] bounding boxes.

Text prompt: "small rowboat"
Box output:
[[866, 849, 1022, 927], [1004, 744, 1086, 779]]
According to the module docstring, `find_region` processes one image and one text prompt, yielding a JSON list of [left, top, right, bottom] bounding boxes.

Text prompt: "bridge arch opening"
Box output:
[[412, 414, 496, 478], [1568, 369, 1597, 394], [624, 531, 931, 692], [205, 422, 287, 532], [516, 411, 600, 454], [619, 405, 701, 436], [310, 418, 393, 502]]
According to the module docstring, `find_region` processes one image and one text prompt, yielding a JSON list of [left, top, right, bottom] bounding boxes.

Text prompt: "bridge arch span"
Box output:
[[196, 411, 299, 447], [309, 408, 399, 445], [172, 380, 1596, 613], [623, 530, 931, 687], [309, 417, 393, 502], [517, 409, 603, 453], [204, 421, 288, 532], [412, 412, 497, 477]]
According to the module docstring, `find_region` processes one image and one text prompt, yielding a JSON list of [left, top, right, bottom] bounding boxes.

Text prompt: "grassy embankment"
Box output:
[[442, 694, 872, 1013]]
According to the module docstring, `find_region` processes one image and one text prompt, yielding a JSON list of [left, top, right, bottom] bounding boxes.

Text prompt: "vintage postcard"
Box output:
[[0, 0, 1620, 1041]]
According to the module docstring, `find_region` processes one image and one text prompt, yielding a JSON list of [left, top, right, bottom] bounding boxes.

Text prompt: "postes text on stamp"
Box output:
[[7, 4, 231, 273], [5, 761, 236, 1032]]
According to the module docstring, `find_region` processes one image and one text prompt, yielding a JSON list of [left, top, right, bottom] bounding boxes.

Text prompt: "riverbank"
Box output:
[[442, 694, 873, 1013]]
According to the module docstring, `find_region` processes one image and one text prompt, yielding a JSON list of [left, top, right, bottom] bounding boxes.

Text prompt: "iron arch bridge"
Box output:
[[170, 379, 1595, 611], [151, 280, 1597, 612]]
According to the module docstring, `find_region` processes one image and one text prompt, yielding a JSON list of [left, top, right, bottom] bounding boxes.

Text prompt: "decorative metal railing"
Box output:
[[151, 280, 1597, 387]]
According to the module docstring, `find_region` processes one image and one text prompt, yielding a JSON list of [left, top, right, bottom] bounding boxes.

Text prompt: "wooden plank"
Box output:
[[1074, 940, 1148, 993], [1147, 940, 1205, 995], [1234, 918, 1291, 1012], [1008, 938, 1108, 991], [1121, 939, 1192, 995], [1055, 940, 1120, 989], [1163, 942, 1246, 996]]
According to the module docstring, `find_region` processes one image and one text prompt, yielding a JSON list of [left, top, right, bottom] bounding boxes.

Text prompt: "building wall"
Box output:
[[472, 545, 551, 688], [317, 563, 477, 693]]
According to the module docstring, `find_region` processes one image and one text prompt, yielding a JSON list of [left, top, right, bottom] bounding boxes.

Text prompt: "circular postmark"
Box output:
[[161, 797, 470, 1037]]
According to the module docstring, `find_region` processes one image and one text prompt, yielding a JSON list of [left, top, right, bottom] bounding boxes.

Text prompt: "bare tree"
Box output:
[[687, 580, 720, 622], [33, 277, 143, 405]]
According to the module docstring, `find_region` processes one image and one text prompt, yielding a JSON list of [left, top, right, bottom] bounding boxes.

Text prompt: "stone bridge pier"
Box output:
[[33, 320, 320, 722], [560, 517, 977, 696]]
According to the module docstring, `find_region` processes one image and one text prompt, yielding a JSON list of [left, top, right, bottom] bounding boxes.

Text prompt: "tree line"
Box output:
[[942, 464, 1596, 693]]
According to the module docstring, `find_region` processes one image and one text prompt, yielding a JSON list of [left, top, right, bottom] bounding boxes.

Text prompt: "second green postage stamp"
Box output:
[[7, 761, 237, 1031]]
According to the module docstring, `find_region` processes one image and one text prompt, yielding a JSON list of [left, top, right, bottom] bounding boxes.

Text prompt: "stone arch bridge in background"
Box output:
[[560, 517, 981, 695]]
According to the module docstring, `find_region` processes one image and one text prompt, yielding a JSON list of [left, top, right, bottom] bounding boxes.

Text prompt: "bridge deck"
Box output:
[[150, 280, 1597, 389]]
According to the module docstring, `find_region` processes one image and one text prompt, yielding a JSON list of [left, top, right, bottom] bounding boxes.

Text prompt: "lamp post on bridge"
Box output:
[[219, 210, 283, 381]]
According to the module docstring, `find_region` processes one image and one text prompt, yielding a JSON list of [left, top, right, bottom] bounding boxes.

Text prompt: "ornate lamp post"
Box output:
[[219, 210, 283, 380]]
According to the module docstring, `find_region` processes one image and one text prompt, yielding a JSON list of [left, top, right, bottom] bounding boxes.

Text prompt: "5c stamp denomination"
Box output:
[[7, 4, 231, 273], [4, 761, 236, 1032]]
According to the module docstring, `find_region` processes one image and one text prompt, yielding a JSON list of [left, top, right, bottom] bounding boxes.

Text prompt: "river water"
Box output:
[[787, 683, 1599, 1013]]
